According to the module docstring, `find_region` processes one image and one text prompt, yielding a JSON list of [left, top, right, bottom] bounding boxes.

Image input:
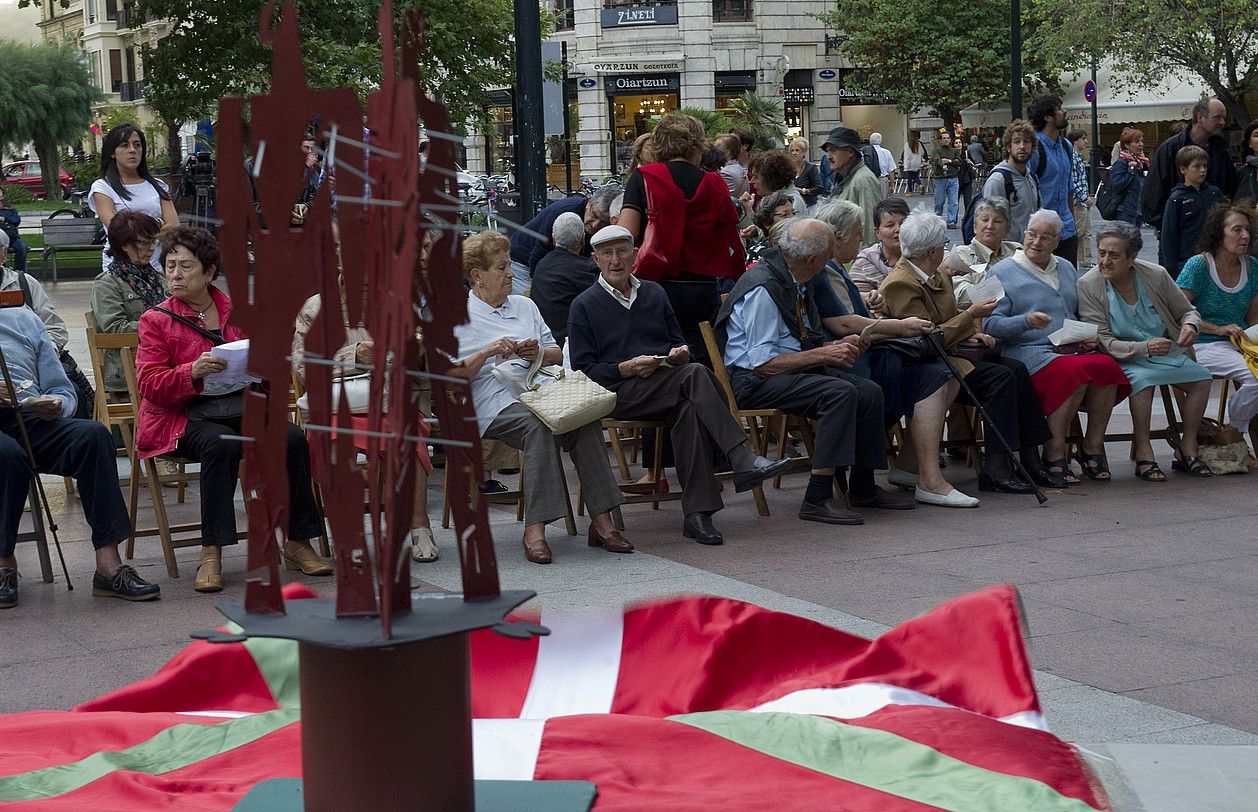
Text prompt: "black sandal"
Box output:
[[1134, 460, 1166, 482], [1042, 457, 1080, 486], [1075, 450, 1111, 481], [1171, 454, 1212, 477]]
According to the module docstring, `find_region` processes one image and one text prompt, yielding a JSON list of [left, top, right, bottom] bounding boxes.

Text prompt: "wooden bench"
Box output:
[[40, 217, 100, 283]]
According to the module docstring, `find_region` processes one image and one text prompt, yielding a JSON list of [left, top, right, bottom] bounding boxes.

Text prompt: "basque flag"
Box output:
[[0, 585, 1109, 810]]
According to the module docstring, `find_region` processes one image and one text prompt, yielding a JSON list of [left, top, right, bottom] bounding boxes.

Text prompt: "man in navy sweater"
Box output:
[[567, 226, 792, 545]]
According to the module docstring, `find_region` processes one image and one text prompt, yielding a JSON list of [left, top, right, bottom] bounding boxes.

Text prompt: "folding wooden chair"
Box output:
[[440, 438, 577, 536], [700, 321, 813, 517]]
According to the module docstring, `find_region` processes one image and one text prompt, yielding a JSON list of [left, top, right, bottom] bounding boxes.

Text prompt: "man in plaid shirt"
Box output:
[[1066, 130, 1094, 269]]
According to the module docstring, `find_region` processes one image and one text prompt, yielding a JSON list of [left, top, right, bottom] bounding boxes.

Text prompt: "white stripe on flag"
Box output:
[[175, 710, 256, 719], [473, 718, 545, 781], [748, 683, 1048, 731], [518, 609, 623, 720]]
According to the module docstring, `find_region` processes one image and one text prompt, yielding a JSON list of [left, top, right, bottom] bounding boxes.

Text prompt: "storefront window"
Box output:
[[485, 104, 514, 176], [715, 71, 756, 118], [606, 74, 680, 174]]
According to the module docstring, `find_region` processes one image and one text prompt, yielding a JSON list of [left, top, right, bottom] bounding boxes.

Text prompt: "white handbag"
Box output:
[[495, 351, 616, 435], [296, 373, 374, 415]]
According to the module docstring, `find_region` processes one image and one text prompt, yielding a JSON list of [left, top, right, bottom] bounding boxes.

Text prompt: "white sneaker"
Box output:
[[887, 468, 919, 489], [914, 486, 979, 508], [410, 527, 439, 562]]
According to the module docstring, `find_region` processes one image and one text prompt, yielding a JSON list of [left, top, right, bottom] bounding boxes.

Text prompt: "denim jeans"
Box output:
[[933, 177, 959, 225], [510, 260, 531, 296]]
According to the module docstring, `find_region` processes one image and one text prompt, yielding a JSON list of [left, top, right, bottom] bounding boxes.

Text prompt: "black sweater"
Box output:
[[567, 279, 684, 387]]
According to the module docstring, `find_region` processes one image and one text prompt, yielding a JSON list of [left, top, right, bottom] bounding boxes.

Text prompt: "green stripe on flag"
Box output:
[[226, 621, 302, 708], [670, 711, 1097, 812], [0, 708, 299, 802]]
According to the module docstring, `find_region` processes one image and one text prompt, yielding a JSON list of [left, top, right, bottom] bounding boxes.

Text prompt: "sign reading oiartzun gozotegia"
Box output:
[[600, 3, 679, 27]]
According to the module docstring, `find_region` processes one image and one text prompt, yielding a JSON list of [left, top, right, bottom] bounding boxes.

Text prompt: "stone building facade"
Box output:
[[465, 0, 914, 179]]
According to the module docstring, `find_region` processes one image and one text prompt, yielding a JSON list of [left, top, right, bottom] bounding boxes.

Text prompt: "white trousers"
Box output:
[[1195, 341, 1258, 429]]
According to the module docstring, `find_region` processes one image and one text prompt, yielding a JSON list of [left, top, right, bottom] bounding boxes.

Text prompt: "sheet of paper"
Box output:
[[967, 275, 1004, 302], [1048, 319, 1098, 346], [1244, 324, 1258, 342], [203, 339, 260, 394], [968, 263, 988, 274]]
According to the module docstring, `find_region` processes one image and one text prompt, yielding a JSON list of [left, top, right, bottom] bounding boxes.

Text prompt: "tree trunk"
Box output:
[[936, 107, 958, 135], [33, 139, 64, 201], [1218, 88, 1252, 131], [166, 118, 183, 167]]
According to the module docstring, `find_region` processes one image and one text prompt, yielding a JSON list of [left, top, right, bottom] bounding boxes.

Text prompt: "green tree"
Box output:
[[0, 42, 102, 199], [135, 0, 519, 128], [727, 92, 785, 150], [816, 0, 1013, 131], [1027, 0, 1257, 128], [674, 107, 735, 141]]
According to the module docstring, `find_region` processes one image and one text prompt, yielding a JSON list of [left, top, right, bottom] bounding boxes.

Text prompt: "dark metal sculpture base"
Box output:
[[233, 778, 597, 811], [195, 592, 546, 811]]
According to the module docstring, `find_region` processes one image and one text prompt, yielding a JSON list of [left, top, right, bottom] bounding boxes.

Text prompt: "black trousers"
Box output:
[[1053, 235, 1078, 265], [730, 365, 886, 472], [611, 364, 747, 515], [174, 417, 323, 548], [1, 413, 131, 557], [958, 357, 1052, 453], [659, 279, 721, 367]]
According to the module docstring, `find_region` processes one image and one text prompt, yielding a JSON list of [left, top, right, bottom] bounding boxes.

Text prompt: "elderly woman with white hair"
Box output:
[[882, 212, 1064, 492], [948, 196, 1022, 308], [1077, 220, 1213, 480], [803, 202, 976, 507], [987, 209, 1130, 484]]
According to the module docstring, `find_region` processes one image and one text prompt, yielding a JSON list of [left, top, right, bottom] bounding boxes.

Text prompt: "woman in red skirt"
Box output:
[[985, 210, 1131, 484]]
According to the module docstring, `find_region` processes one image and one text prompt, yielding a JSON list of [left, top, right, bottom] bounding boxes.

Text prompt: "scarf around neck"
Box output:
[[107, 254, 168, 307]]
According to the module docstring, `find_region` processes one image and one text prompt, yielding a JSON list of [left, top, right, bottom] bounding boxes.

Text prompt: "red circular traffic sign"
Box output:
[[1084, 80, 1097, 103]]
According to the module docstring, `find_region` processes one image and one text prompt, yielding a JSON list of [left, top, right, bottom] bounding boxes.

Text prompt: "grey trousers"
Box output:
[[610, 364, 747, 515], [730, 365, 887, 471], [484, 403, 624, 526]]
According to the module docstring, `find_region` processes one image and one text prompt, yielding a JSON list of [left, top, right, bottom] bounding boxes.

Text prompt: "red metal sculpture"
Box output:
[[198, 3, 542, 808]]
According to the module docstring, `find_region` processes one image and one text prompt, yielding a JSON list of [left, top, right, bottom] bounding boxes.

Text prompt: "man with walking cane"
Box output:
[[0, 292, 160, 608]]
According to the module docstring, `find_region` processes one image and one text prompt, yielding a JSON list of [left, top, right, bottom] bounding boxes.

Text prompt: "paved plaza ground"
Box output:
[[5, 230, 1257, 808]]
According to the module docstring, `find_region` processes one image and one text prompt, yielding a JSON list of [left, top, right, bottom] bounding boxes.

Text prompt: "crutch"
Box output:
[[925, 331, 1048, 505], [0, 343, 75, 588]]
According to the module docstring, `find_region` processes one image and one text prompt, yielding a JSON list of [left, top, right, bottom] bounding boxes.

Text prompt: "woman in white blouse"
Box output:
[[453, 231, 629, 565], [89, 124, 179, 271]]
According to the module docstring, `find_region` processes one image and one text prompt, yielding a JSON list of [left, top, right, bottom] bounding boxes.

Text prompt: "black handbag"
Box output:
[[873, 335, 935, 360], [151, 305, 250, 421]]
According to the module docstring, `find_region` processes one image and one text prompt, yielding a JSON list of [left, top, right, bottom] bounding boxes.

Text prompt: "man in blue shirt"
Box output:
[[1026, 95, 1079, 265], [0, 305, 160, 607], [714, 218, 912, 527]]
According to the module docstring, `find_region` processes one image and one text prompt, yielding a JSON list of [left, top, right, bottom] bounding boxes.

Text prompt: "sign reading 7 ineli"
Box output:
[[600, 4, 680, 27]]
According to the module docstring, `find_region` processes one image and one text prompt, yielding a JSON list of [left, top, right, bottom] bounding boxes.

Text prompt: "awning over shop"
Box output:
[[961, 66, 1210, 129]]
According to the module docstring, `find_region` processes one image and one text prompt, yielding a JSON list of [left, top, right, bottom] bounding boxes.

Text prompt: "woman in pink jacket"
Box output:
[[135, 226, 328, 593]]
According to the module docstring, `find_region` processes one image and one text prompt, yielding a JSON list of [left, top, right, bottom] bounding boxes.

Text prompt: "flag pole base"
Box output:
[[196, 591, 549, 812]]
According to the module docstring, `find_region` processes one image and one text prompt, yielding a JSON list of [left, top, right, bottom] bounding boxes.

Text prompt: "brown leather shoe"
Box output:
[[522, 536, 552, 564], [194, 546, 223, 593], [282, 541, 334, 576], [588, 526, 634, 553]]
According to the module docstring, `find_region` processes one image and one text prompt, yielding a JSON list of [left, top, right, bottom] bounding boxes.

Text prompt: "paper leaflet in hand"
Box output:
[[1245, 324, 1258, 341], [1047, 319, 1098, 347], [202, 339, 261, 395], [968, 275, 1004, 302]]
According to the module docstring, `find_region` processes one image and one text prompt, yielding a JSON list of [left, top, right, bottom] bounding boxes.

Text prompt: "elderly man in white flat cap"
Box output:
[[567, 225, 792, 546]]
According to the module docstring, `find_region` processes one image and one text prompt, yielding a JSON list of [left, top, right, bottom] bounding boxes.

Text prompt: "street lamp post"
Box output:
[[513, 0, 547, 221], [1010, 0, 1022, 119]]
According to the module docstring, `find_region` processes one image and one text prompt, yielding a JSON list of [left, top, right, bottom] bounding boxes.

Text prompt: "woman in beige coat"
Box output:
[[1077, 221, 1213, 480]]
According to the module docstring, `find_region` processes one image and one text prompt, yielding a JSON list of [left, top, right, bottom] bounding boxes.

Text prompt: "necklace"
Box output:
[[186, 299, 214, 321]]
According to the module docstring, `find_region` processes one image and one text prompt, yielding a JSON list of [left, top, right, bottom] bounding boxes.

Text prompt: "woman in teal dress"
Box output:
[[1077, 221, 1214, 480]]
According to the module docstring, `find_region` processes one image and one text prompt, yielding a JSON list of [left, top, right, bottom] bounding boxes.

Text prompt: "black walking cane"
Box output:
[[925, 330, 1048, 505], [0, 316, 75, 589]]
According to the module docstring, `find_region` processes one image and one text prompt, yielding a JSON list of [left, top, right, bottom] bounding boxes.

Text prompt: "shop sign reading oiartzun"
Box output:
[[600, 3, 679, 28]]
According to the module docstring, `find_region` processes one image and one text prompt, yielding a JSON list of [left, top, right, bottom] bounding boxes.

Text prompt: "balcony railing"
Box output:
[[713, 0, 752, 22], [120, 80, 147, 102]]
